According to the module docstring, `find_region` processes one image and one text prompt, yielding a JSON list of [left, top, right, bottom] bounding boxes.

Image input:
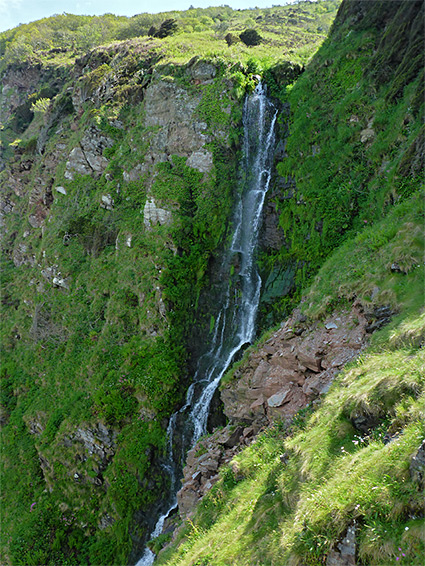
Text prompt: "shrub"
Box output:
[[239, 28, 262, 47], [152, 19, 178, 39], [224, 33, 238, 46]]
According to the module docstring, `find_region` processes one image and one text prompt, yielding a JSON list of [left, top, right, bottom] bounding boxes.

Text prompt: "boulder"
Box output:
[[296, 349, 322, 372], [326, 524, 356, 566], [191, 62, 217, 82], [187, 149, 213, 173], [267, 388, 291, 408]]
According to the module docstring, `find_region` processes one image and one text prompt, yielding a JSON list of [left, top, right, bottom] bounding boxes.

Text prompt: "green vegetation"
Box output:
[[0, 1, 340, 72], [157, 192, 425, 566], [253, 0, 424, 326], [1, 1, 423, 565]]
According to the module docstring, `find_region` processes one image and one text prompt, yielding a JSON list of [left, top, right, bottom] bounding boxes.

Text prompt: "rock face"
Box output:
[[177, 424, 256, 518], [326, 523, 357, 566], [41, 423, 117, 492], [177, 304, 379, 521], [221, 306, 369, 427], [64, 126, 114, 180], [143, 80, 210, 160], [410, 439, 425, 488], [143, 197, 173, 229]]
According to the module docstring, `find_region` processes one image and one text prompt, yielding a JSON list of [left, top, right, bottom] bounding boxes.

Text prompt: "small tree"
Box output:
[[155, 19, 178, 38], [239, 28, 262, 46], [225, 32, 238, 46]]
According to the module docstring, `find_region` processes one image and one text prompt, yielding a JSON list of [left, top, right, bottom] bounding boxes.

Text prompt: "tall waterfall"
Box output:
[[136, 82, 277, 566]]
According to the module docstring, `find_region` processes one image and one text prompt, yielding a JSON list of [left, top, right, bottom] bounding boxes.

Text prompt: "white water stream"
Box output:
[[136, 82, 277, 566]]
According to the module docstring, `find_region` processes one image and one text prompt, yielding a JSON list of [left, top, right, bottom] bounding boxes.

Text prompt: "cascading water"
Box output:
[[136, 82, 277, 566]]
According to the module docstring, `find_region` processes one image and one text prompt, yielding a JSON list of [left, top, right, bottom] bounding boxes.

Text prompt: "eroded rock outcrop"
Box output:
[[176, 306, 375, 520], [221, 306, 370, 427], [326, 523, 357, 566], [177, 424, 258, 518], [64, 126, 114, 180]]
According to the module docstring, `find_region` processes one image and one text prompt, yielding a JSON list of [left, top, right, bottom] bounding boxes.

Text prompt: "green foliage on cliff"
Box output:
[[271, 0, 424, 290], [0, 41, 242, 563]]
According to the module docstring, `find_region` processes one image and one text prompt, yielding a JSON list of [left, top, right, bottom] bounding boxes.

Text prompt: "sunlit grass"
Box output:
[[158, 195, 425, 566]]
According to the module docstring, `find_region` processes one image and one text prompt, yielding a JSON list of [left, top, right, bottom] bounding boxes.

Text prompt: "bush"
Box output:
[[151, 19, 178, 39], [239, 28, 262, 47], [224, 33, 238, 46]]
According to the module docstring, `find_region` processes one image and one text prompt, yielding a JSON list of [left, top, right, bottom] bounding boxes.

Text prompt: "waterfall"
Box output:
[[135, 82, 277, 566]]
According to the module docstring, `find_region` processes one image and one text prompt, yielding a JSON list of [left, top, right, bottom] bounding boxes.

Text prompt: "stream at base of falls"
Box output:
[[136, 82, 277, 566]]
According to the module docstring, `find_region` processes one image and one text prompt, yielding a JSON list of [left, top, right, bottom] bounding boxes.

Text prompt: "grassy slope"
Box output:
[[265, 0, 424, 300], [0, 1, 340, 72]]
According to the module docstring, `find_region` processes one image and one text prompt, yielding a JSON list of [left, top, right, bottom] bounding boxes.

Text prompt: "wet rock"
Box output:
[[391, 262, 403, 273], [280, 453, 289, 465]]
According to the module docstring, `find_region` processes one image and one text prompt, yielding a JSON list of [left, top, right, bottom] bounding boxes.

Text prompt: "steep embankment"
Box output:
[[155, 1, 424, 565], [0, 4, 341, 566]]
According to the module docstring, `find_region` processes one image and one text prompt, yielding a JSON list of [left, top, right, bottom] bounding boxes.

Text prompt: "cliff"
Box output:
[[1, 1, 423, 565]]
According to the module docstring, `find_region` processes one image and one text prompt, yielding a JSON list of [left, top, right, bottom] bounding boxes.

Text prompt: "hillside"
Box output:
[[1, 1, 424, 566], [156, 1, 425, 564]]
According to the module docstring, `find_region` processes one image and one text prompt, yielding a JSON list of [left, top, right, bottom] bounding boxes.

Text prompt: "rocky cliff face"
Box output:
[[0, 42, 245, 564]]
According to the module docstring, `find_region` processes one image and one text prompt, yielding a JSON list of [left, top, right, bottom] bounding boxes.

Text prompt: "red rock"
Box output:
[[250, 360, 271, 387], [296, 349, 322, 372], [250, 395, 265, 410], [270, 351, 298, 371]]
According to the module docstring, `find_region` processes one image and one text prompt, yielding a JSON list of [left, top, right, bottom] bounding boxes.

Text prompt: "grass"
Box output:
[[0, 2, 340, 72], [157, 194, 425, 566], [303, 190, 425, 319]]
